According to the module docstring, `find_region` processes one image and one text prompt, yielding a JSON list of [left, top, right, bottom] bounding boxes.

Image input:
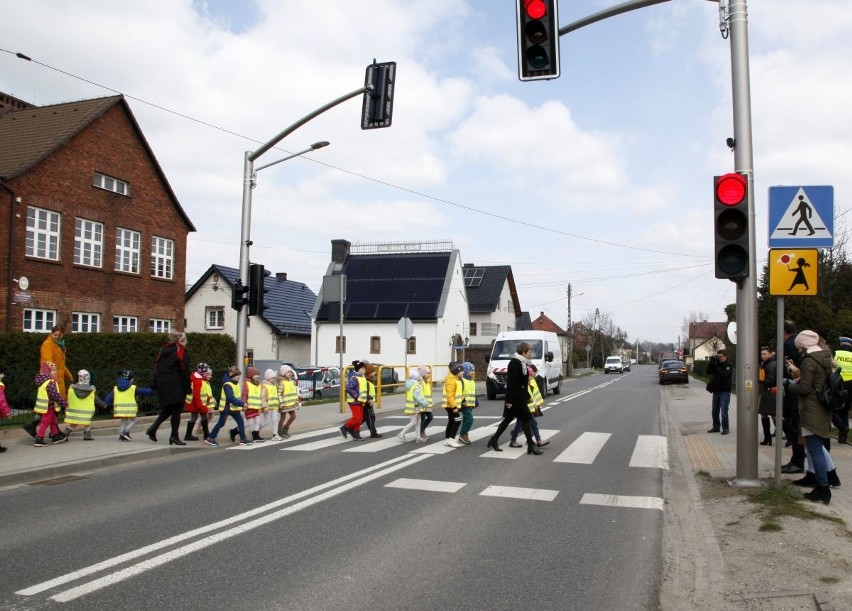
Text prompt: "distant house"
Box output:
[[0, 93, 195, 333], [184, 264, 316, 365], [687, 321, 728, 367], [312, 239, 469, 372]]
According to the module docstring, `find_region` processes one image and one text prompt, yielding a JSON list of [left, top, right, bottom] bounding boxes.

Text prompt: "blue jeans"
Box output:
[[419, 410, 434, 434], [711, 392, 731, 430], [804, 434, 829, 486], [209, 407, 245, 441], [511, 415, 540, 442]]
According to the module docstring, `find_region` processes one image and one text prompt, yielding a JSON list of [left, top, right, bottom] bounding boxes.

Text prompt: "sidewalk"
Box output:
[[0, 391, 409, 488]]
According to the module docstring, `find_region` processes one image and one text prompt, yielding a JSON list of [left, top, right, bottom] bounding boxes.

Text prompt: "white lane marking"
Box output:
[[385, 415, 502, 420], [552, 432, 611, 464], [385, 478, 466, 493], [224, 425, 344, 449], [16, 454, 418, 597], [547, 389, 592, 405], [47, 454, 432, 603], [629, 435, 668, 470], [579, 493, 664, 511], [409, 423, 497, 454], [480, 485, 559, 502], [479, 429, 559, 459], [344, 426, 444, 452]]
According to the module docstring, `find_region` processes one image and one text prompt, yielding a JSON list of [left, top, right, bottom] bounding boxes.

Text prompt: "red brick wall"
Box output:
[[1, 104, 192, 332]]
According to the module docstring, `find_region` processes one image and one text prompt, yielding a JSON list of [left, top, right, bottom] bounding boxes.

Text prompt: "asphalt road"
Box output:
[[0, 367, 665, 610]]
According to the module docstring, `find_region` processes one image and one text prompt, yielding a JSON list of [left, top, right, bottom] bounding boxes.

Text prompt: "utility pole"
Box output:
[[566, 284, 573, 378]]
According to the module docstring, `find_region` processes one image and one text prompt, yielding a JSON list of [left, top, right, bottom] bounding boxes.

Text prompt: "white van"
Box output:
[[604, 356, 625, 374], [485, 330, 563, 400]]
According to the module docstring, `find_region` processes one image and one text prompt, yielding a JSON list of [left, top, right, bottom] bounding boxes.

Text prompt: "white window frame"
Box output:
[[74, 217, 103, 268], [115, 228, 140, 274], [148, 318, 171, 333], [23, 309, 56, 332], [151, 236, 174, 280], [93, 172, 130, 196], [72, 312, 101, 333], [26, 206, 61, 260], [113, 316, 138, 333], [206, 307, 225, 330]]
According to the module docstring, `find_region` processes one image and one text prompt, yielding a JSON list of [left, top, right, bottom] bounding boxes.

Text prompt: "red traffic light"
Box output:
[[525, 0, 547, 19], [715, 173, 747, 206]]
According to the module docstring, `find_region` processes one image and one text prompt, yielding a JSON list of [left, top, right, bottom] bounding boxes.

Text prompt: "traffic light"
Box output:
[[361, 60, 396, 130], [231, 280, 248, 311], [714, 173, 749, 280], [248, 263, 271, 316], [516, 0, 560, 81]]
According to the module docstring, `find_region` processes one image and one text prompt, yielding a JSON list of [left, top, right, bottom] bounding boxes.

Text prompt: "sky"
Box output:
[[2, 0, 850, 346]]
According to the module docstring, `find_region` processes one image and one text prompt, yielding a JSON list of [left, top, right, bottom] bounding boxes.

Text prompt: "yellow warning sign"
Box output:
[[769, 249, 818, 296]]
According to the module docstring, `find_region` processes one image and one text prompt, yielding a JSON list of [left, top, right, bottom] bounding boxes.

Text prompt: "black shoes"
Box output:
[[791, 472, 816, 487], [760, 438, 772, 446], [828, 469, 842, 487], [339, 425, 349, 439], [803, 485, 831, 505], [509, 441, 523, 448], [720, 430, 729, 435], [229, 428, 238, 443], [486, 437, 503, 452], [781, 463, 804, 474], [146, 427, 157, 443], [707, 428, 720, 433], [168, 436, 186, 446], [369, 432, 383, 438], [526, 442, 543, 455]]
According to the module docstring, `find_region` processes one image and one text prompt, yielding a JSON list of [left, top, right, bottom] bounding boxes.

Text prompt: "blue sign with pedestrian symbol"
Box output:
[[768, 185, 834, 248]]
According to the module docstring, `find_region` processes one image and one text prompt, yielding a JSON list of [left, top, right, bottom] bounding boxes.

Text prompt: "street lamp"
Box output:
[[235, 140, 330, 382]]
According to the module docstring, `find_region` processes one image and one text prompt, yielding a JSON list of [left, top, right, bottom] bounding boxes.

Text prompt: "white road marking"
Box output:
[[480, 485, 559, 502], [552, 432, 611, 464], [580, 493, 664, 511], [479, 429, 559, 459], [224, 425, 345, 449], [548, 389, 592, 404], [629, 435, 668, 470], [385, 478, 466, 493], [16, 454, 421, 597], [409, 423, 497, 454], [344, 426, 444, 452]]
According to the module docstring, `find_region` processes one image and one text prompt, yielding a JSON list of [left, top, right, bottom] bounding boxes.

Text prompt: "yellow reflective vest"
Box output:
[[279, 379, 300, 409], [835, 349, 852, 382], [65, 389, 96, 425], [420, 380, 433, 411], [527, 379, 544, 412], [113, 385, 138, 419], [355, 375, 369, 404], [244, 381, 263, 411], [34, 379, 60, 414], [219, 381, 242, 411], [442, 375, 463, 408], [184, 378, 214, 410], [460, 378, 476, 408], [264, 381, 281, 410], [404, 382, 421, 415]]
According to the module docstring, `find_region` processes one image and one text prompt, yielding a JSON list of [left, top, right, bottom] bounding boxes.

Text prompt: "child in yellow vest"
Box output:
[[277, 365, 301, 439], [260, 369, 282, 441], [64, 369, 106, 441], [104, 370, 155, 442], [33, 361, 68, 446], [234, 367, 265, 443], [509, 364, 548, 448]]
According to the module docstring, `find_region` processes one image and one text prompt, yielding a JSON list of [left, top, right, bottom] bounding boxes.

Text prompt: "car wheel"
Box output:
[[315, 390, 323, 399], [552, 378, 561, 395]]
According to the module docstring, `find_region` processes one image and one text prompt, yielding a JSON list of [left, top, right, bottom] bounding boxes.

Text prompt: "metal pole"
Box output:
[[775, 297, 785, 486], [234, 151, 254, 387], [567, 284, 574, 378], [729, 0, 761, 487]]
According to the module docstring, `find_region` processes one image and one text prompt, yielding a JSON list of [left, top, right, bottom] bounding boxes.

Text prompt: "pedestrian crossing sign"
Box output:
[[768, 185, 834, 248], [768, 249, 818, 296]]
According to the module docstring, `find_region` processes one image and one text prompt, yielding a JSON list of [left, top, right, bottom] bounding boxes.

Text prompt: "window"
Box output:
[[93, 172, 130, 196], [336, 336, 347, 354], [406, 336, 416, 355], [370, 336, 381, 354], [148, 319, 171, 333], [470, 322, 477, 336], [23, 309, 56, 332], [115, 228, 140, 274], [114, 316, 138, 333], [206, 307, 225, 330], [72, 312, 101, 333], [481, 322, 500, 337], [151, 236, 174, 280], [74, 218, 103, 267], [26, 206, 61, 260]]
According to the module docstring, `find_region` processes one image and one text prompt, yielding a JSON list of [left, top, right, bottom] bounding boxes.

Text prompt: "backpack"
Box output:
[[805, 355, 848, 412]]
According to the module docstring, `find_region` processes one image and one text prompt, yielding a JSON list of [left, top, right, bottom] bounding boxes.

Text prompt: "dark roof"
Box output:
[[186, 264, 316, 335], [463, 265, 521, 314], [0, 94, 195, 231], [315, 252, 452, 321], [689, 321, 727, 340]]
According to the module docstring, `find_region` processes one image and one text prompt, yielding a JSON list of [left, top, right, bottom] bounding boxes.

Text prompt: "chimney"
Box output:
[[276, 272, 287, 281], [331, 239, 350, 264]]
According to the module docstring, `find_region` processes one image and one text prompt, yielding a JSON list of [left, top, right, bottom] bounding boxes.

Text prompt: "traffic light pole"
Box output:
[[727, 0, 761, 487], [235, 86, 368, 385]]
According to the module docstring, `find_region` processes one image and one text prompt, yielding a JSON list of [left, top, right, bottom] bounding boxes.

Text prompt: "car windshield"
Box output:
[[490, 340, 543, 360], [606, 357, 621, 363]]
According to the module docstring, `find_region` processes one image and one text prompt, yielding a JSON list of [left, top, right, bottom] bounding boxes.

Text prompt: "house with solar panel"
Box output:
[[184, 263, 317, 365], [312, 239, 470, 378]]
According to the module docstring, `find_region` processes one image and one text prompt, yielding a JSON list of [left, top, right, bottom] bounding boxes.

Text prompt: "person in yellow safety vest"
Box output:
[[184, 363, 215, 441], [361, 364, 383, 438], [277, 365, 301, 439], [509, 364, 549, 448], [64, 369, 107, 441], [399, 367, 429, 443], [104, 370, 156, 442], [457, 362, 478, 445], [206, 366, 251, 446], [833, 337, 852, 444], [260, 368, 282, 441], [341, 360, 368, 441], [33, 361, 69, 446], [233, 367, 265, 443], [442, 362, 464, 448], [417, 365, 434, 443]]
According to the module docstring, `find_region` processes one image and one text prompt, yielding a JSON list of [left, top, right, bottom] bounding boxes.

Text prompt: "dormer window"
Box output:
[[93, 172, 130, 196]]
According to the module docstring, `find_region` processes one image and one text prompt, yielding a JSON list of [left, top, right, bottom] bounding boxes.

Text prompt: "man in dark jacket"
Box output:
[[782, 320, 806, 473], [707, 349, 733, 435]]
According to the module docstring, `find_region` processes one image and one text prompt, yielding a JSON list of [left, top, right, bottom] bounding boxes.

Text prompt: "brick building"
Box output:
[[0, 93, 195, 333]]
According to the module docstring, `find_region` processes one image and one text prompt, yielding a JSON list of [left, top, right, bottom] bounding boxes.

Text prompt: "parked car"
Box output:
[[604, 356, 625, 374], [622, 357, 631, 372], [295, 366, 341, 400], [659, 360, 689, 385]]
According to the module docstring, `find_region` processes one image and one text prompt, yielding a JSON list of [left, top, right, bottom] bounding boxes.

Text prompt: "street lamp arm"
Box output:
[[254, 141, 330, 173], [558, 0, 671, 36], [248, 86, 368, 163]]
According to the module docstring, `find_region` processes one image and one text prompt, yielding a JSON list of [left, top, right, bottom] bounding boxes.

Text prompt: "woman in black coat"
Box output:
[[487, 341, 542, 455], [146, 331, 191, 445]]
